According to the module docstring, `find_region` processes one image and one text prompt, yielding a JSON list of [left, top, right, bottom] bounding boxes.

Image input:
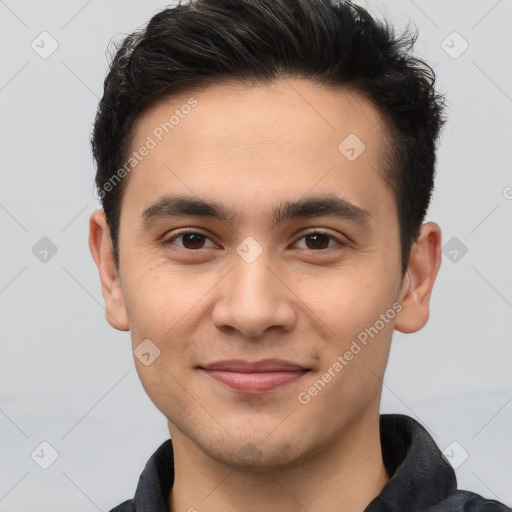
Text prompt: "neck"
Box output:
[[168, 411, 389, 512]]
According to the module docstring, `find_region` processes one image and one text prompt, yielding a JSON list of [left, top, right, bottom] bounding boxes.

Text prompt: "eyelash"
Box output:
[[162, 230, 345, 252]]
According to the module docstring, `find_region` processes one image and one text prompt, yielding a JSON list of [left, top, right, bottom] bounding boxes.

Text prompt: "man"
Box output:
[[88, 0, 510, 511]]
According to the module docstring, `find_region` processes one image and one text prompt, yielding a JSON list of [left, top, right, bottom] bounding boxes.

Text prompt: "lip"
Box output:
[[199, 359, 309, 394], [201, 359, 307, 372]]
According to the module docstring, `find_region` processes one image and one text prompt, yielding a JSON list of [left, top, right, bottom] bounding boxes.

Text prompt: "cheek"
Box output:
[[308, 266, 395, 331], [123, 262, 216, 392], [305, 264, 397, 385], [134, 357, 199, 426], [122, 260, 202, 341], [125, 268, 201, 413]]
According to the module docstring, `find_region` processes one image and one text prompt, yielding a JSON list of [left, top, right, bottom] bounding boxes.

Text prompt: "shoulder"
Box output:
[[426, 491, 511, 512], [107, 499, 135, 512]]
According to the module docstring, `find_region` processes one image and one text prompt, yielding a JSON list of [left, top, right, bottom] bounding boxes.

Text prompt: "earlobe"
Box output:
[[88, 209, 130, 331], [394, 222, 442, 334]]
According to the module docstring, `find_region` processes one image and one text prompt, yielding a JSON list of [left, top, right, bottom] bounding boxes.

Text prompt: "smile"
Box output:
[[199, 359, 310, 394]]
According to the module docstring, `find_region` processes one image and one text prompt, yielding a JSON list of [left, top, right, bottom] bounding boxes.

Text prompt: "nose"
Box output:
[[211, 250, 297, 339]]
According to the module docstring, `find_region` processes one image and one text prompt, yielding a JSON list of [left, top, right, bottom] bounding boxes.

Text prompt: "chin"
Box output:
[[203, 437, 305, 472]]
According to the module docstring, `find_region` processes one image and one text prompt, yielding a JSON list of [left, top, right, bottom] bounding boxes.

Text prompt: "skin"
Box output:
[[89, 78, 442, 512]]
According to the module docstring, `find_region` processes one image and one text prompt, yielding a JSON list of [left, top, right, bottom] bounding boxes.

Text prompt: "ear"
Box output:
[[88, 209, 130, 331], [394, 222, 442, 334]]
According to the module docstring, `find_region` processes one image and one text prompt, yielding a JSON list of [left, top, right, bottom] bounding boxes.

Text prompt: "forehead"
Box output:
[[122, 78, 394, 224], [135, 78, 385, 145]]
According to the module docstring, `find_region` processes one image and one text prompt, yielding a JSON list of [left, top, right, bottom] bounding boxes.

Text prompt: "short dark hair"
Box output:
[[91, 0, 446, 275]]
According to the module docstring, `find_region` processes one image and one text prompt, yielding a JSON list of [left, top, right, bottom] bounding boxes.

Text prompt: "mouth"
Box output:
[[198, 359, 310, 394]]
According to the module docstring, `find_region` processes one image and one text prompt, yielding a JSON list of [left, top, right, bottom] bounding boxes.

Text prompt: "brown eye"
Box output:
[[163, 231, 214, 250], [295, 231, 343, 250]]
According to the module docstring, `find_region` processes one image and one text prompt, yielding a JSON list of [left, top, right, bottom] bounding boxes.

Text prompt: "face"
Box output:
[[95, 78, 414, 470]]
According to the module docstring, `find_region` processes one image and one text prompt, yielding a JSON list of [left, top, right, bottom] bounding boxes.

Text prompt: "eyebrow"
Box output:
[[139, 193, 372, 231]]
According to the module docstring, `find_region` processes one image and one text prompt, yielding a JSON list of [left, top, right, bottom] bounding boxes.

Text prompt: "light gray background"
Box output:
[[1, 0, 511, 510]]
